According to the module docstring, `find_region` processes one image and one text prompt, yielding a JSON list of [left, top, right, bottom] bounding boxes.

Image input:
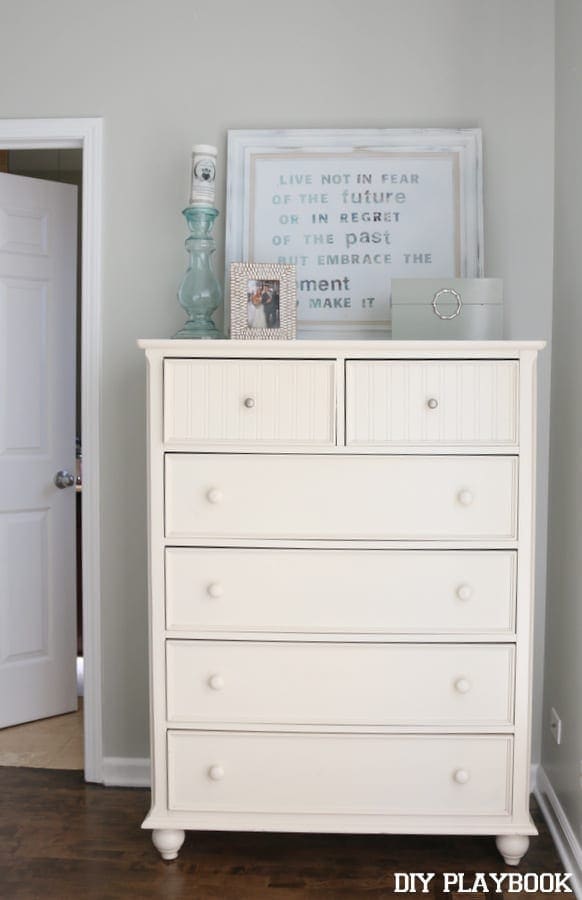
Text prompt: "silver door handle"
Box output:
[[54, 470, 75, 489]]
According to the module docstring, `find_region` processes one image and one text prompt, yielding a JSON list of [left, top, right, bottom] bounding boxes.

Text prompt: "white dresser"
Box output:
[[139, 339, 544, 866]]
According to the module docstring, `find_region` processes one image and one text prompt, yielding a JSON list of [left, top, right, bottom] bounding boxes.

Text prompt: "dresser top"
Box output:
[[138, 339, 545, 359]]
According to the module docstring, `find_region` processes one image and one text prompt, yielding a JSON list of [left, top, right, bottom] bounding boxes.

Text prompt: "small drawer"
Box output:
[[165, 454, 518, 541], [164, 358, 336, 447], [165, 548, 517, 635], [346, 360, 519, 448], [166, 641, 514, 727], [167, 731, 513, 816]]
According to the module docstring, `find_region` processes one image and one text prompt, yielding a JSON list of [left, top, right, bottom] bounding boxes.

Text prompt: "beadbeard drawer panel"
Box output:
[[166, 641, 515, 727], [164, 454, 518, 541], [163, 358, 336, 447], [345, 360, 519, 448], [165, 547, 517, 635], [167, 731, 513, 816]]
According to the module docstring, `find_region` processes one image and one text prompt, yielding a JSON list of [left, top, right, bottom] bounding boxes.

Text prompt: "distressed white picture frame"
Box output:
[[226, 129, 483, 339]]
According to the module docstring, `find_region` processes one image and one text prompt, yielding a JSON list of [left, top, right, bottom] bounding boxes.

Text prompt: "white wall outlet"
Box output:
[[550, 707, 562, 745]]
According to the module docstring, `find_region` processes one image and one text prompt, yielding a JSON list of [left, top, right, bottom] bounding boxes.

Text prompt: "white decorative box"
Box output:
[[391, 278, 503, 340]]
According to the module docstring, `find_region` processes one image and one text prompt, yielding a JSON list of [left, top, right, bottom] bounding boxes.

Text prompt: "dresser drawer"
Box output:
[[165, 454, 518, 541], [166, 548, 516, 635], [346, 360, 519, 448], [164, 358, 336, 447], [166, 641, 514, 727], [167, 731, 512, 816]]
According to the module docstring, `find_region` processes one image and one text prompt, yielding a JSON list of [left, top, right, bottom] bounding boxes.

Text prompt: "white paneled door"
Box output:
[[0, 172, 78, 728]]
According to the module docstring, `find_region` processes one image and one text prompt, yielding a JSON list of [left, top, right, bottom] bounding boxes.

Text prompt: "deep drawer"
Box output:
[[166, 641, 514, 727], [164, 454, 518, 541], [165, 548, 516, 635], [164, 358, 336, 447], [167, 731, 513, 816], [346, 360, 519, 448]]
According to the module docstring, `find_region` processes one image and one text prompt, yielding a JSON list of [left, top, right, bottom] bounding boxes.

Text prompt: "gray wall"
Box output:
[[542, 0, 582, 853], [0, 0, 555, 762]]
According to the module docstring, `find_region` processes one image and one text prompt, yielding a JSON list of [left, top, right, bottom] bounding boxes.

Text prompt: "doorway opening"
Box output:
[[0, 148, 84, 769], [0, 118, 103, 783]]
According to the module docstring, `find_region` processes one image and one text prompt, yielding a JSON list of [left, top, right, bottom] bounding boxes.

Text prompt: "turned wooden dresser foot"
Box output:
[[495, 834, 529, 866], [152, 828, 185, 860]]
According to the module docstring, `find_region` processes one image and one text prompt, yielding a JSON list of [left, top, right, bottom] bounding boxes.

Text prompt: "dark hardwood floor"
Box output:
[[0, 767, 565, 899]]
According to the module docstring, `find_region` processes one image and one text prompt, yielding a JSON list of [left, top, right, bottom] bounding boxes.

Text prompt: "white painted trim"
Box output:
[[0, 117, 104, 783], [535, 766, 582, 899], [78, 119, 104, 784], [102, 757, 151, 788]]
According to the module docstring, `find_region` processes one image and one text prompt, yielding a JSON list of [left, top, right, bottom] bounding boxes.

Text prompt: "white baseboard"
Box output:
[[535, 765, 582, 899], [102, 756, 151, 788]]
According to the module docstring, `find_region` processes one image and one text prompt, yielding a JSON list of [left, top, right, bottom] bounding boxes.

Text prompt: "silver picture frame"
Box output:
[[229, 262, 297, 340]]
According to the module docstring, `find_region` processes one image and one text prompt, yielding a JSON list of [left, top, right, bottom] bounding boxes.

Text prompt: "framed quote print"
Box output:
[[225, 128, 483, 338]]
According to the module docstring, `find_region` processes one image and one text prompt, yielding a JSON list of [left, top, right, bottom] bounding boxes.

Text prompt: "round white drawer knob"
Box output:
[[243, 396, 255, 409], [427, 398, 439, 410], [453, 768, 471, 785], [208, 764, 224, 781], [457, 489, 474, 507], [208, 674, 224, 691], [455, 677, 472, 694], [206, 487, 223, 505], [207, 582, 223, 599], [456, 583, 473, 601]]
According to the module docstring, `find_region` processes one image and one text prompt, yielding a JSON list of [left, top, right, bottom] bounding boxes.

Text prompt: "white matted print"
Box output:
[[230, 262, 297, 340], [226, 129, 483, 338]]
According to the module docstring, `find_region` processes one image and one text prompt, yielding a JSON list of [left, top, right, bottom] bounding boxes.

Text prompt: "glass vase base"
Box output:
[[173, 320, 223, 340]]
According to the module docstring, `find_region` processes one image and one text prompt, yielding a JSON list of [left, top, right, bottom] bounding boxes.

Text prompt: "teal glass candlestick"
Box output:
[[174, 206, 223, 339]]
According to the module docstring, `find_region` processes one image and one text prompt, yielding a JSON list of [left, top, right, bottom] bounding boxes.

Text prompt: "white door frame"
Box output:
[[0, 118, 103, 782]]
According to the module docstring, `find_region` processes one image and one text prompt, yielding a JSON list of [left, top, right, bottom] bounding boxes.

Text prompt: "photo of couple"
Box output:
[[247, 279, 280, 330]]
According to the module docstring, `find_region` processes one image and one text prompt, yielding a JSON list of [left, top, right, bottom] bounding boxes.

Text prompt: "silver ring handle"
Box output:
[[432, 288, 463, 320]]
